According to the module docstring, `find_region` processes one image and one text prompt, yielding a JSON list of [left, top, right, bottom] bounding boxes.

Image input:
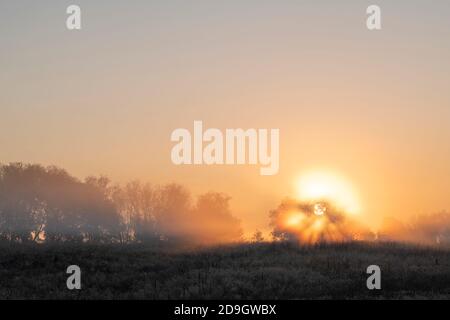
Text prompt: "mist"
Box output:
[[1, 162, 450, 247], [0, 163, 242, 245], [379, 213, 450, 245], [269, 198, 374, 244], [269, 197, 450, 246]]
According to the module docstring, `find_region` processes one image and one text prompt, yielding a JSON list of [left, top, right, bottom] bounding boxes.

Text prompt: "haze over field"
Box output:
[[1, 1, 450, 237], [0, 162, 449, 246]]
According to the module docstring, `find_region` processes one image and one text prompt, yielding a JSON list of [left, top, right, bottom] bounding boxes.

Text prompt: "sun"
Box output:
[[314, 203, 326, 216], [295, 170, 360, 215]]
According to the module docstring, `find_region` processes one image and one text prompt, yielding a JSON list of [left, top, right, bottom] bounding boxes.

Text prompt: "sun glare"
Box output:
[[314, 203, 326, 216], [285, 213, 304, 227], [295, 170, 360, 215]]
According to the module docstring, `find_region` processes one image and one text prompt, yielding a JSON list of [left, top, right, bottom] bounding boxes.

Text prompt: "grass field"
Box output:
[[0, 242, 449, 299]]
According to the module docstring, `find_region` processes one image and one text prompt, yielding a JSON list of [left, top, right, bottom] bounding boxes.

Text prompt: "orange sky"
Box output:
[[1, 1, 450, 236]]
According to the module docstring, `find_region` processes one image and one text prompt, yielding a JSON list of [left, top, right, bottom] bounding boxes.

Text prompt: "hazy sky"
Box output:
[[1, 0, 450, 235]]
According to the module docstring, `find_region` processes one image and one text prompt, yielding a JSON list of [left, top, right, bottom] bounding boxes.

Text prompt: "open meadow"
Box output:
[[0, 242, 449, 300]]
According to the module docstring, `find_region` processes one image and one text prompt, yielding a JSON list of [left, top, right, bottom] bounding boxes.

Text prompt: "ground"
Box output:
[[0, 242, 449, 299]]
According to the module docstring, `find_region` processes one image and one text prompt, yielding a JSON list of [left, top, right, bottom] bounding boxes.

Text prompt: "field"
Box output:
[[0, 242, 449, 299]]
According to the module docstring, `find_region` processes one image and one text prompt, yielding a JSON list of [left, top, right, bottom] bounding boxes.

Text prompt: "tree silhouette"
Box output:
[[0, 163, 123, 243], [0, 163, 243, 245]]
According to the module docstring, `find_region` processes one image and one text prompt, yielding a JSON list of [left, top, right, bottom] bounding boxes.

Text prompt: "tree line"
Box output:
[[0, 163, 242, 244]]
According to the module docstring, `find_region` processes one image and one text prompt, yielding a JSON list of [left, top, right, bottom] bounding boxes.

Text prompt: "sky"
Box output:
[[1, 0, 450, 236]]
